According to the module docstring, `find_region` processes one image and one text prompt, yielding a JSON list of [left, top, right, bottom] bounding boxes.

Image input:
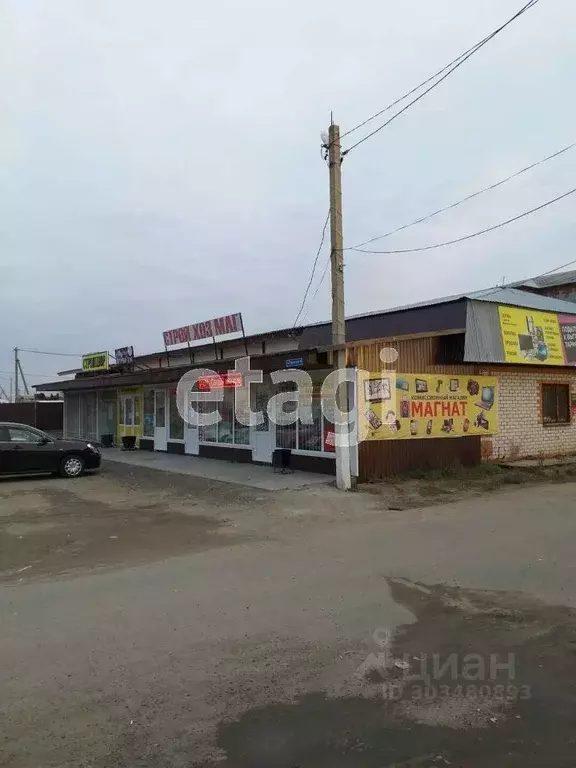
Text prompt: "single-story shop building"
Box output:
[[36, 289, 576, 481]]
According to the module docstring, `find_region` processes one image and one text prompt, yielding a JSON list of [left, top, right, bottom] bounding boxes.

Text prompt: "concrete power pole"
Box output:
[[14, 347, 19, 403], [328, 122, 352, 491]]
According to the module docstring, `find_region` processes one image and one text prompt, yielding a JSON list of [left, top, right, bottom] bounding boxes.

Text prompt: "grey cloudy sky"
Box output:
[[2, 0, 575, 383]]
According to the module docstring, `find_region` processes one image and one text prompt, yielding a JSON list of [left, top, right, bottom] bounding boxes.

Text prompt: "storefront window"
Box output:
[[134, 396, 141, 426], [274, 381, 297, 449], [156, 391, 166, 428], [169, 391, 184, 440], [143, 391, 155, 437], [276, 422, 296, 449], [274, 374, 335, 454], [196, 387, 251, 446], [253, 388, 270, 432], [218, 389, 234, 444], [198, 400, 218, 442], [298, 397, 323, 451], [99, 393, 117, 437]]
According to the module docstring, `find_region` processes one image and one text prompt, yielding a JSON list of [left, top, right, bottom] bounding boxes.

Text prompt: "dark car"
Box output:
[[0, 423, 101, 478]]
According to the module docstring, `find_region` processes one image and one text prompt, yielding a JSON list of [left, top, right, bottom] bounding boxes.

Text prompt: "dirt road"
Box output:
[[2, 463, 576, 766]]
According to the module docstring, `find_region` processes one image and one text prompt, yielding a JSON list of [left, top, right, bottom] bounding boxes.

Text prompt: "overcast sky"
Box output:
[[2, 0, 575, 385]]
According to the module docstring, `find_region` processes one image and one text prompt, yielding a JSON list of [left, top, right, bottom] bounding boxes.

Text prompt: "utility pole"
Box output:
[[328, 121, 352, 490], [14, 347, 19, 403]]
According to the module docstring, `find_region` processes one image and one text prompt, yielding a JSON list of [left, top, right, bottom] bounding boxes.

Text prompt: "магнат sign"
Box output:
[[358, 372, 498, 440]]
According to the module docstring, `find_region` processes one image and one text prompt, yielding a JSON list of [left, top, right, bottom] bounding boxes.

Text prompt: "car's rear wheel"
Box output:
[[60, 454, 85, 478]]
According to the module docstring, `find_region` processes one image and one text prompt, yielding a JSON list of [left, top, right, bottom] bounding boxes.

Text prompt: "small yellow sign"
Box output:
[[498, 305, 564, 365], [358, 372, 498, 441], [82, 352, 109, 372]]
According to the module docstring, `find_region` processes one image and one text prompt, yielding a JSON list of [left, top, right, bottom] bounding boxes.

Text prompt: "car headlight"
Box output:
[[86, 443, 100, 453]]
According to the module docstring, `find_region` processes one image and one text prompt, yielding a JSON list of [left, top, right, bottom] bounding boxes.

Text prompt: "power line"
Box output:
[[293, 210, 330, 327], [300, 251, 333, 324], [349, 140, 576, 250], [533, 257, 576, 279], [339, 0, 537, 144], [351, 186, 576, 254], [457, 256, 576, 304], [342, 0, 541, 156], [339, 48, 487, 144], [18, 348, 82, 357], [0, 370, 65, 378]]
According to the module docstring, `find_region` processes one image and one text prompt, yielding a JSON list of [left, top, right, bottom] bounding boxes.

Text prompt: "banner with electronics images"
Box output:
[[498, 305, 576, 366], [358, 373, 498, 440]]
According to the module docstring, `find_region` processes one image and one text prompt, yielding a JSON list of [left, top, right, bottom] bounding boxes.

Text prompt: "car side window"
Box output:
[[8, 428, 41, 443]]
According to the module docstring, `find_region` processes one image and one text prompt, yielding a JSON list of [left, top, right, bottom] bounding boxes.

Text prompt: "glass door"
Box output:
[[154, 390, 167, 451], [251, 384, 274, 463], [184, 397, 199, 456]]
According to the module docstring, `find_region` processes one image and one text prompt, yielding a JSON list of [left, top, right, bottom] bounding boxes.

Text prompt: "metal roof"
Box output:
[[35, 284, 576, 392], [467, 286, 576, 313], [508, 269, 576, 290], [306, 285, 576, 328]]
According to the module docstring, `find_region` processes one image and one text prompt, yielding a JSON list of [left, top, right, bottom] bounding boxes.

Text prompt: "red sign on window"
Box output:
[[324, 427, 336, 452], [198, 373, 243, 390]]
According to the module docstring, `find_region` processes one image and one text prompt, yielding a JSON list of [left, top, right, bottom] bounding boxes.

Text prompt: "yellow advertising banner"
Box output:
[[358, 373, 498, 441], [82, 351, 109, 372], [498, 305, 565, 365]]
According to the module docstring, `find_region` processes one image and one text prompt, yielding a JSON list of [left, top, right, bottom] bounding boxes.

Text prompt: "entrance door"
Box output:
[[184, 397, 199, 455], [251, 386, 275, 463], [154, 390, 168, 451]]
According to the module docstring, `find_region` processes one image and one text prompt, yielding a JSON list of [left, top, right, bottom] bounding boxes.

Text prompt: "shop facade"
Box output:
[[37, 286, 576, 481], [55, 353, 341, 475]]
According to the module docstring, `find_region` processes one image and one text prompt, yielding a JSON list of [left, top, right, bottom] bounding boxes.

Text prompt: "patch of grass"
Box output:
[[362, 460, 576, 507]]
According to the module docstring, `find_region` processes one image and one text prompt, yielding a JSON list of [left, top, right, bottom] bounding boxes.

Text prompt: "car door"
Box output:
[[7, 427, 57, 473], [0, 427, 15, 474]]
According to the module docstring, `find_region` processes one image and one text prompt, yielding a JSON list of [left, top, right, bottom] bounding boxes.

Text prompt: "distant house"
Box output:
[[511, 269, 576, 304]]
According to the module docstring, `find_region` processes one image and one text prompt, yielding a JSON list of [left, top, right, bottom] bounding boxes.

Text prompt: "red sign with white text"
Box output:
[[198, 373, 243, 390], [163, 313, 243, 347]]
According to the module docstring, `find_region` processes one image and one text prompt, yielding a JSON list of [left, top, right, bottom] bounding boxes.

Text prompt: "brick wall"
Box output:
[[481, 369, 576, 461], [540, 284, 576, 303]]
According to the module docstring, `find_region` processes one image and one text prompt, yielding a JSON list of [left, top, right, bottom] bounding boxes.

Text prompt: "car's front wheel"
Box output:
[[60, 454, 85, 478]]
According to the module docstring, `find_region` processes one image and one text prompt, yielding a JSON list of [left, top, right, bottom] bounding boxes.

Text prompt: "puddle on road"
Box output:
[[206, 579, 576, 768]]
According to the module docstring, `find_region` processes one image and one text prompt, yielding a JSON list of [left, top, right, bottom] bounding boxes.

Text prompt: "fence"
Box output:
[[0, 402, 64, 435]]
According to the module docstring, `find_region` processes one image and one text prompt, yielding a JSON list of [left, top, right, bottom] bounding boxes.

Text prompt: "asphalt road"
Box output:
[[2, 463, 576, 767]]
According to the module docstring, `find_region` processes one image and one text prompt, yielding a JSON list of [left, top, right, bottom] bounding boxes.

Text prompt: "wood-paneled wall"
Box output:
[[349, 335, 482, 481], [348, 335, 478, 374]]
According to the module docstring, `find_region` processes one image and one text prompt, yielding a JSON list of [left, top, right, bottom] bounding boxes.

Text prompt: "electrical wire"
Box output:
[[351, 186, 576, 254], [18, 348, 82, 357], [456, 256, 576, 303], [300, 251, 333, 324], [339, 0, 537, 144], [0, 370, 65, 378], [293, 210, 330, 327], [532, 257, 576, 279], [349, 140, 576, 250], [342, 0, 540, 156]]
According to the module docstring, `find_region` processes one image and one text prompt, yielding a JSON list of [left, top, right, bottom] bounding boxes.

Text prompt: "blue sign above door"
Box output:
[[285, 357, 304, 368]]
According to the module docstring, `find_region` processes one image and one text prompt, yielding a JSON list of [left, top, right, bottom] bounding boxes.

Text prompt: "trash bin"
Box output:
[[121, 435, 137, 451], [100, 433, 114, 448], [272, 448, 292, 473]]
